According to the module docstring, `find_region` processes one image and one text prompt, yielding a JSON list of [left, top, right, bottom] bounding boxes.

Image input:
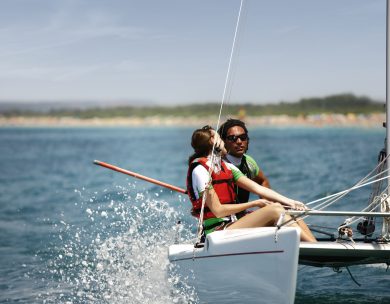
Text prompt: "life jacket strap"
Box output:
[[212, 178, 234, 185], [203, 217, 231, 235], [191, 206, 212, 217]]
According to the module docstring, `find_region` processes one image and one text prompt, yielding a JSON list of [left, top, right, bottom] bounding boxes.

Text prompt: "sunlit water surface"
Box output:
[[0, 127, 389, 303]]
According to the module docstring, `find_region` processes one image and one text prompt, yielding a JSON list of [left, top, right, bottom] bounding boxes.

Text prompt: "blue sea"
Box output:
[[0, 126, 389, 303]]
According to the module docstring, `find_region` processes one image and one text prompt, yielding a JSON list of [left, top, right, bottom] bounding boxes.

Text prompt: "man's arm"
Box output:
[[253, 169, 270, 189], [244, 155, 271, 189]]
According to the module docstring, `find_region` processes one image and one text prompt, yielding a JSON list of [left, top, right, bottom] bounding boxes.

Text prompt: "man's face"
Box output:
[[224, 126, 249, 158]]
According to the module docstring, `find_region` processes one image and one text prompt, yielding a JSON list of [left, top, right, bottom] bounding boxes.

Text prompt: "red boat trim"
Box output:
[[172, 250, 284, 262]]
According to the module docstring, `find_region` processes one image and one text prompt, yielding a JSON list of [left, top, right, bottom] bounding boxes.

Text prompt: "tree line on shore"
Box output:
[[1, 94, 383, 118]]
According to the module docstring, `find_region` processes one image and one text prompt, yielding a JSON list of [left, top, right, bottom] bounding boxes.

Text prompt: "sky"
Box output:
[[0, 0, 386, 105]]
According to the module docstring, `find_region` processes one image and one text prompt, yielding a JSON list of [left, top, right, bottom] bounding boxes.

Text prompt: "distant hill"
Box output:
[[0, 94, 383, 118], [0, 99, 152, 113]]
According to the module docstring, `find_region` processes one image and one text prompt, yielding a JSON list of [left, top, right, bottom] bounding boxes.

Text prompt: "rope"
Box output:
[[215, 0, 245, 134], [300, 154, 390, 233], [346, 266, 361, 286], [338, 188, 389, 230], [307, 154, 390, 207], [275, 175, 390, 230], [225, 3, 248, 106], [313, 172, 390, 211], [195, 0, 246, 245]]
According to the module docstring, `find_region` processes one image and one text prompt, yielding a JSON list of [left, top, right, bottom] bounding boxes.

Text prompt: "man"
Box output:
[[218, 119, 270, 204]]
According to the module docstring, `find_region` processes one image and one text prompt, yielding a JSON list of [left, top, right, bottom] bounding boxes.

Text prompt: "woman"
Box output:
[[186, 125, 316, 242]]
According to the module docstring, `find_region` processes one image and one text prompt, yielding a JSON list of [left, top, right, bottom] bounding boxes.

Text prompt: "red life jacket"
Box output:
[[186, 157, 237, 220]]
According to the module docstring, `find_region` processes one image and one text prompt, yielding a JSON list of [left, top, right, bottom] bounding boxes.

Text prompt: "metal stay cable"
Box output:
[[215, 0, 245, 134], [338, 185, 390, 229], [313, 168, 390, 211], [289, 171, 390, 225], [277, 174, 390, 230], [307, 153, 390, 208], [225, 3, 248, 106], [195, 0, 246, 245]]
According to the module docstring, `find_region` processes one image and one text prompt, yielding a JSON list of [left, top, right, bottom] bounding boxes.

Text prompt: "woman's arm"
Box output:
[[236, 175, 304, 209], [204, 187, 268, 218]]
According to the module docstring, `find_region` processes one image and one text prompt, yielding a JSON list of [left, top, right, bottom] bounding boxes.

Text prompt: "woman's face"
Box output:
[[210, 129, 227, 156]]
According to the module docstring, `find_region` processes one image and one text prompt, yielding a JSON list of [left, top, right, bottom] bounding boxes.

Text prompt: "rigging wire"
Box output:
[[303, 154, 390, 231], [307, 154, 390, 210], [194, 0, 390, 243], [338, 186, 390, 230], [276, 175, 390, 231], [216, 0, 245, 133], [313, 170, 390, 211], [273, 154, 390, 234], [225, 3, 248, 106], [195, 0, 246, 245], [366, 150, 387, 232], [383, 0, 390, 239]]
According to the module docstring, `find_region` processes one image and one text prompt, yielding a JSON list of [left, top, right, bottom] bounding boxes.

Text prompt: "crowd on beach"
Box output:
[[0, 113, 384, 128]]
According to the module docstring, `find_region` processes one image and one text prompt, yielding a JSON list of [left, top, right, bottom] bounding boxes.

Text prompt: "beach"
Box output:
[[0, 113, 384, 128]]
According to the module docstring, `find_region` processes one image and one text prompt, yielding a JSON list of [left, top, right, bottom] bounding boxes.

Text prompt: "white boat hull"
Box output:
[[168, 227, 300, 304]]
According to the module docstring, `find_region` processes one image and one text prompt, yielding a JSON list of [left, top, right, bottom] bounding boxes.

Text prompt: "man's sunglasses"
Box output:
[[226, 134, 249, 142]]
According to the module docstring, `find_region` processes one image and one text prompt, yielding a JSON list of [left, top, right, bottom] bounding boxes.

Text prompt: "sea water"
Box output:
[[0, 126, 389, 304]]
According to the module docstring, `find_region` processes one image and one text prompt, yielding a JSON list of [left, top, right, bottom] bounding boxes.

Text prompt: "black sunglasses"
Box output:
[[226, 134, 249, 142]]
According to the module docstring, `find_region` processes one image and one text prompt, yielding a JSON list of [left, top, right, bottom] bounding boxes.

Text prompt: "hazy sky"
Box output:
[[0, 0, 386, 105]]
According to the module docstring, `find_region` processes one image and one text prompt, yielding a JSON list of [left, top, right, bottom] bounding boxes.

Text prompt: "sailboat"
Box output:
[[92, 2, 390, 303], [167, 1, 390, 303]]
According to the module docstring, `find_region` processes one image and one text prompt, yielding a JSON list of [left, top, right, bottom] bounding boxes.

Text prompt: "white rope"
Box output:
[[303, 159, 390, 226], [337, 200, 381, 230], [215, 0, 245, 133], [225, 3, 247, 107], [338, 186, 390, 229], [278, 173, 390, 230], [195, 0, 245, 244], [313, 171, 390, 211], [307, 153, 390, 208]]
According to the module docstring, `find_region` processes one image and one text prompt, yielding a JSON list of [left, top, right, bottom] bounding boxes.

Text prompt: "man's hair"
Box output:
[[217, 119, 249, 140]]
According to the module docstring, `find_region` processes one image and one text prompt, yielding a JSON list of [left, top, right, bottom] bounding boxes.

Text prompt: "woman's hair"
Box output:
[[188, 125, 213, 164]]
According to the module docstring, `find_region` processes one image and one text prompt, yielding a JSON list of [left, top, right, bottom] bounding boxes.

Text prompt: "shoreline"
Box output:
[[0, 113, 384, 128]]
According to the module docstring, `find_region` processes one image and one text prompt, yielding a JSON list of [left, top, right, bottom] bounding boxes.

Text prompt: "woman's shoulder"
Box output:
[[223, 161, 245, 181], [192, 163, 209, 176], [191, 156, 210, 165], [223, 160, 237, 171]]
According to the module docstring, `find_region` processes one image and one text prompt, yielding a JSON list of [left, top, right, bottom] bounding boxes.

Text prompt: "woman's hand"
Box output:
[[210, 129, 227, 155], [289, 200, 308, 211]]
